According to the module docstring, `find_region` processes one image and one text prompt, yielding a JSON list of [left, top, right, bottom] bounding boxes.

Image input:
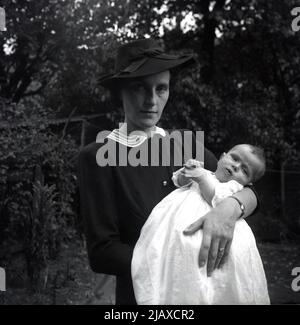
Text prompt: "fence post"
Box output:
[[32, 164, 45, 228], [80, 120, 86, 148], [280, 161, 286, 222]]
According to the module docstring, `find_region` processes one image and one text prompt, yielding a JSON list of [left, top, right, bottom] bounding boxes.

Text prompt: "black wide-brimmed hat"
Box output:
[[98, 38, 195, 88]]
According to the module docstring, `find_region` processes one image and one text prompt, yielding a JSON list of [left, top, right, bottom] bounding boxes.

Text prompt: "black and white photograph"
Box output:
[[0, 0, 300, 307]]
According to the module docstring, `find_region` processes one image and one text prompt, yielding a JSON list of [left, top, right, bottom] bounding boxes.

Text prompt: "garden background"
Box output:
[[0, 0, 300, 305]]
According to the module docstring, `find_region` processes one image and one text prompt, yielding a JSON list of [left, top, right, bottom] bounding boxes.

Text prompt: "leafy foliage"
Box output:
[[0, 97, 78, 286]]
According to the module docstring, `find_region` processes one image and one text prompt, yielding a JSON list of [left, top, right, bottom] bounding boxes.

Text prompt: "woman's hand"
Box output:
[[183, 197, 241, 276]]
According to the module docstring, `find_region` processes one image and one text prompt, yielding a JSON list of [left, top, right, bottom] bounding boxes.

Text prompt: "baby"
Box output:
[[132, 144, 270, 305], [177, 143, 265, 201]]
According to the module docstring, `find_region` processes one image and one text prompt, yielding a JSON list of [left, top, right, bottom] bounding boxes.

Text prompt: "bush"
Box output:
[[0, 97, 79, 288]]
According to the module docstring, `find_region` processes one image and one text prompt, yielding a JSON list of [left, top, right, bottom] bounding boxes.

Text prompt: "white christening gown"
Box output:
[[131, 168, 270, 305]]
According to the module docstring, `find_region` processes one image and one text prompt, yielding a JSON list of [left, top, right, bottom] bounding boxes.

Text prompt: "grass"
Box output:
[[257, 241, 300, 304], [1, 239, 300, 305]]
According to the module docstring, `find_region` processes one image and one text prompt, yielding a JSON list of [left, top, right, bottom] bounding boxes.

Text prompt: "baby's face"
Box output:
[[215, 145, 263, 185]]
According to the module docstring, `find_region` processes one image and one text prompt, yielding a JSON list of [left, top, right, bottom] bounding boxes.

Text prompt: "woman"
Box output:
[[78, 38, 258, 305]]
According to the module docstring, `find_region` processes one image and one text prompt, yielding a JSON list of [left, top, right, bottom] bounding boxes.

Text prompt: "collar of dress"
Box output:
[[101, 125, 166, 148]]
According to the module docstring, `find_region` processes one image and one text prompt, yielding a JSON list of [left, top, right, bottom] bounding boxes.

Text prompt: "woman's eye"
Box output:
[[156, 86, 168, 93]]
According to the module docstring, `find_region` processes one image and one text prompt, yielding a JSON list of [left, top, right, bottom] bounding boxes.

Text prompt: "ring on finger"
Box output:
[[218, 247, 225, 255]]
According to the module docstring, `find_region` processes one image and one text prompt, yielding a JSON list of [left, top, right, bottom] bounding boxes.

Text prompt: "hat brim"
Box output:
[[98, 54, 196, 89]]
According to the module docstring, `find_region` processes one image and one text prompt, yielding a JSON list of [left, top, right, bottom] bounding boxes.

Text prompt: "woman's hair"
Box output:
[[108, 80, 123, 108]]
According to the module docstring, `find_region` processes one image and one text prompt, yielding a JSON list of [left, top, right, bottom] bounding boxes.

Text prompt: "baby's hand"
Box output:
[[184, 159, 203, 169], [182, 160, 205, 181]]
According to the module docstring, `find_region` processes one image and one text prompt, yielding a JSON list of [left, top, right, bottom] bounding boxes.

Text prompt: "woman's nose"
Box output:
[[145, 89, 156, 106]]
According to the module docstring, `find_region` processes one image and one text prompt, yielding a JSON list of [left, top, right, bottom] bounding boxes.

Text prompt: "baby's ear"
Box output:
[[220, 152, 226, 159]]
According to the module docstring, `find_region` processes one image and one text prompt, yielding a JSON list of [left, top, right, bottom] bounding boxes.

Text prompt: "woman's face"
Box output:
[[120, 70, 170, 134]]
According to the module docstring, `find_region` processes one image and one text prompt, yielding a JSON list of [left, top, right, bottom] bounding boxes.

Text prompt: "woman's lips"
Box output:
[[140, 111, 157, 115]]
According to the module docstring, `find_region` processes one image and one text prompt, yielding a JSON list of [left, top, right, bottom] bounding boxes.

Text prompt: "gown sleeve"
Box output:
[[171, 167, 193, 188], [211, 180, 244, 208], [78, 144, 133, 276]]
